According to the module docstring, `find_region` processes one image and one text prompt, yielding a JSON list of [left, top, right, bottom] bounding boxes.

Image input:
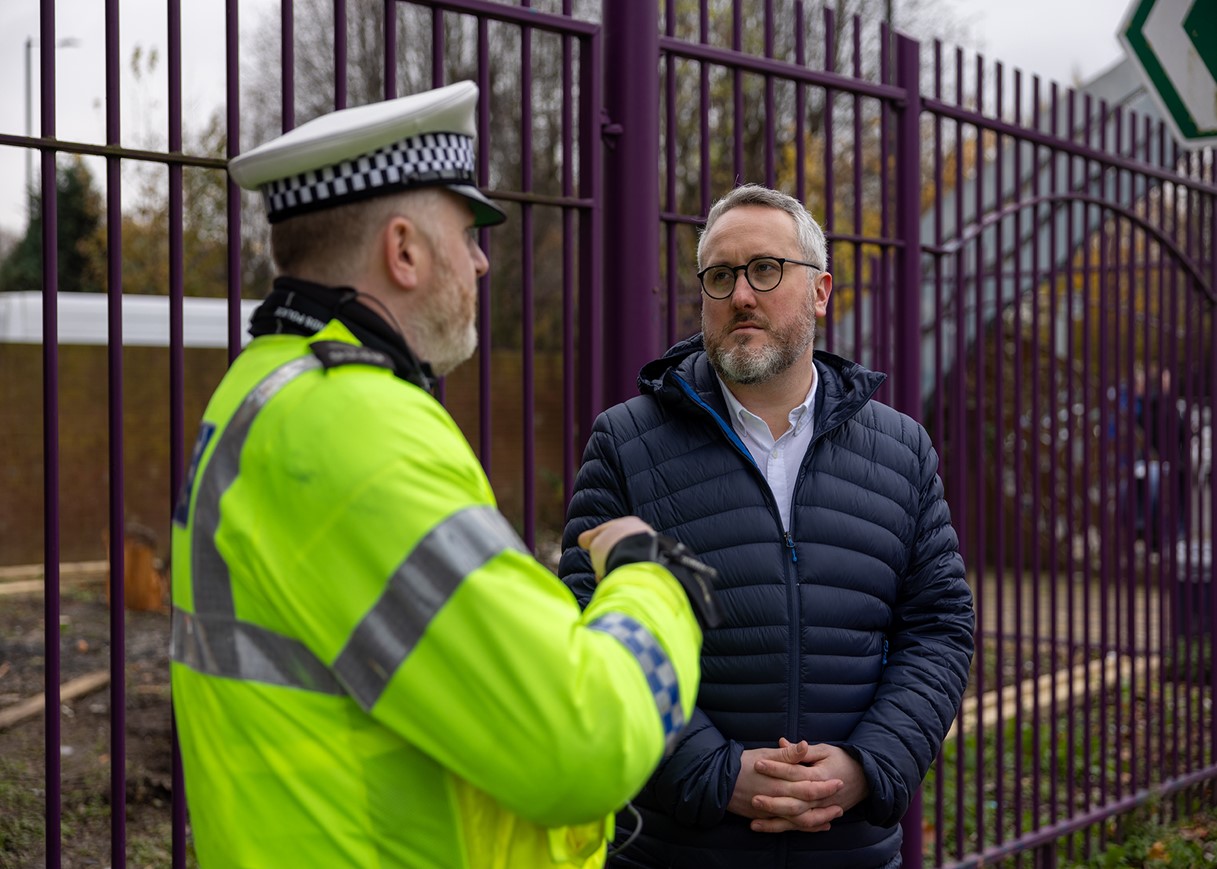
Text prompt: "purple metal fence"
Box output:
[[5, 0, 1215, 867], [647, 3, 1215, 867]]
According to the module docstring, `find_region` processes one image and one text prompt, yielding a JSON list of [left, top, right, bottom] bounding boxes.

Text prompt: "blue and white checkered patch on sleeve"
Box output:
[[589, 612, 685, 754]]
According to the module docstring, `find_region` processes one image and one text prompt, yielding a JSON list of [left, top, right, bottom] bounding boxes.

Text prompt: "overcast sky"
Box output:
[[0, 0, 1131, 240]]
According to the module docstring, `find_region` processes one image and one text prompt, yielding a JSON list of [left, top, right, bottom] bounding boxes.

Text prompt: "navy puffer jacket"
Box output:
[[559, 335, 974, 869]]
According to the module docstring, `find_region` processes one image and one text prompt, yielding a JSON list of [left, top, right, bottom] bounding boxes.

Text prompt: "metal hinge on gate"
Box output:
[[601, 111, 623, 147]]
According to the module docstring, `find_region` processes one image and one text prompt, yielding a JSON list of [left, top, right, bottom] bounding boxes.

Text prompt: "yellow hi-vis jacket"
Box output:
[[170, 320, 702, 868]]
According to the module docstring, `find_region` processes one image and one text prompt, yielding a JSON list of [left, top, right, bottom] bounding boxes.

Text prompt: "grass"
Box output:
[[0, 756, 41, 857], [922, 633, 1216, 867], [1059, 803, 1217, 867]]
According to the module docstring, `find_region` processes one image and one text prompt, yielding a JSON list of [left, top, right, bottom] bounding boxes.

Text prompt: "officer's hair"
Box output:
[[696, 183, 829, 274], [271, 188, 444, 283]]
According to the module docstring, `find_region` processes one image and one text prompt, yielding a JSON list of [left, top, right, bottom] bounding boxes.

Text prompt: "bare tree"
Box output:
[[224, 1, 968, 341]]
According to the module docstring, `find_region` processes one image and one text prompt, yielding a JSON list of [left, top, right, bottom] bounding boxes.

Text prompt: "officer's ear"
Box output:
[[383, 214, 425, 292]]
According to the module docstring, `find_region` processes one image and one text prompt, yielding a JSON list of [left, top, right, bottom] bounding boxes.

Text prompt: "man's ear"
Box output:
[[813, 271, 832, 318], [384, 214, 425, 291]]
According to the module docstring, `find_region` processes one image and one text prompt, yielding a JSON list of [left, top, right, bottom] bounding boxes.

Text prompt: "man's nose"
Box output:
[[731, 271, 757, 306], [473, 243, 490, 277]]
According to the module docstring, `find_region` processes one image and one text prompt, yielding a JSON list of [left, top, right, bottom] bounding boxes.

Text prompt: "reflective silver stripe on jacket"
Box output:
[[173, 608, 345, 694], [172, 352, 530, 704], [191, 354, 324, 619], [333, 507, 530, 710], [173, 353, 344, 692], [588, 612, 686, 754]]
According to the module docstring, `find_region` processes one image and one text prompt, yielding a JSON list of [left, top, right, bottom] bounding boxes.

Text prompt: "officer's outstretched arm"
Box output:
[[360, 517, 704, 827], [304, 400, 706, 828]]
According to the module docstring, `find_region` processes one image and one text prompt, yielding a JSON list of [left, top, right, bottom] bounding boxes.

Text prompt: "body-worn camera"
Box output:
[[605, 532, 723, 629]]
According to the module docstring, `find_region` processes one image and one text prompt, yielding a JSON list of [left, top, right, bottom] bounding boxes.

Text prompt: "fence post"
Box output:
[[893, 33, 923, 419], [601, 1, 661, 408], [894, 31, 926, 869]]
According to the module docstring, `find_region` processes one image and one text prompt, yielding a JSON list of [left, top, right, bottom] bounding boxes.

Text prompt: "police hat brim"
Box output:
[[452, 184, 506, 227]]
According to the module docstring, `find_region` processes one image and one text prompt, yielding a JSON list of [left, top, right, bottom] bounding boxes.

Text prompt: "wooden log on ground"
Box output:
[[0, 670, 111, 731], [0, 561, 112, 597], [949, 654, 1160, 738]]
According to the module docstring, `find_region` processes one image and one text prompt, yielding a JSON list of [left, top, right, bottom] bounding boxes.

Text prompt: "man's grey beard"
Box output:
[[704, 308, 816, 386], [423, 319, 477, 377]]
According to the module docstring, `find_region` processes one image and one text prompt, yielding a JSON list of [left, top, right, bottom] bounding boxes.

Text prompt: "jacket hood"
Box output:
[[637, 333, 706, 393]]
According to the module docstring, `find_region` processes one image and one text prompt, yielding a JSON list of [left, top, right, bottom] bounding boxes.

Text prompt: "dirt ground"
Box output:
[[0, 583, 187, 868], [0, 536, 563, 868]]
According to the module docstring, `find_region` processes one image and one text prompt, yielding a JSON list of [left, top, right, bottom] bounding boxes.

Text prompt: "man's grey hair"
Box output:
[[696, 183, 829, 273]]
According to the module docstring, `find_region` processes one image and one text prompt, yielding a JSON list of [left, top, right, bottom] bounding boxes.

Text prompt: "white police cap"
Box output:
[[228, 80, 505, 227]]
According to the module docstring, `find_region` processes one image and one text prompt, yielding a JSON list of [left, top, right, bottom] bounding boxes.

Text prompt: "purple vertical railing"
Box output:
[[950, 45, 969, 863], [382, 0, 394, 98], [1002, 66, 1022, 847], [877, 23, 892, 395], [1037, 74, 1053, 844], [892, 34, 922, 417], [851, 19, 864, 364], [1064, 84, 1080, 862], [972, 52, 991, 855], [893, 33, 924, 868], [520, 2, 536, 549], [731, 1, 743, 184], [166, 0, 187, 863], [602, 1, 660, 408], [334, 0, 347, 109], [225, 1, 241, 361], [821, 5, 835, 354], [104, 2, 127, 865], [284, 0, 297, 127], [929, 40, 946, 868], [663, 0, 678, 348], [577, 11, 604, 441], [475, 15, 492, 470], [39, 0, 62, 863], [762, 0, 775, 187], [560, 0, 575, 503]]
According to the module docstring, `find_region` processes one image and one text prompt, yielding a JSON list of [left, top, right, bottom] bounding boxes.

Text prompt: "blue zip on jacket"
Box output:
[[559, 335, 975, 869]]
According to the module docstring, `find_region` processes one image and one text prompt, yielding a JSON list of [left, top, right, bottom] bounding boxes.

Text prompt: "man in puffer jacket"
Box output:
[[559, 183, 975, 869]]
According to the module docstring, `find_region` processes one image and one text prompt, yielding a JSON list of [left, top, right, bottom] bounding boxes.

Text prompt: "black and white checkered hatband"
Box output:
[[261, 131, 477, 223]]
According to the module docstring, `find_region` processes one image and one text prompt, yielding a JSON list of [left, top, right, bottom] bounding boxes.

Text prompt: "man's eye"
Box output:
[[708, 269, 733, 285]]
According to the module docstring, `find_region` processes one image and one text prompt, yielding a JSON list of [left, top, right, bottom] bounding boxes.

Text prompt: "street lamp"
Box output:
[[24, 35, 81, 208]]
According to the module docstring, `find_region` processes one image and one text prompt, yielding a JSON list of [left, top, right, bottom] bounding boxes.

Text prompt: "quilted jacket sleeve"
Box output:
[[837, 426, 975, 828], [559, 409, 741, 827]]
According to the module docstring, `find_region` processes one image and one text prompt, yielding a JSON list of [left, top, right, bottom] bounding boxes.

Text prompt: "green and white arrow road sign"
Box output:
[[1119, 0, 1217, 148]]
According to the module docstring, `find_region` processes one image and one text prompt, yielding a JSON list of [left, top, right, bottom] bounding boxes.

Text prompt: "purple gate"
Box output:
[[3, 1, 1215, 867]]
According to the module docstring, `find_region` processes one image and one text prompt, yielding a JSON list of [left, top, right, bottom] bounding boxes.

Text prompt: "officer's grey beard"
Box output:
[[415, 240, 478, 377], [425, 319, 477, 377], [703, 305, 816, 386]]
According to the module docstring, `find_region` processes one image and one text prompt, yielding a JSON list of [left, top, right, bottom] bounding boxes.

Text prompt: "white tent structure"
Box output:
[[0, 291, 258, 348]]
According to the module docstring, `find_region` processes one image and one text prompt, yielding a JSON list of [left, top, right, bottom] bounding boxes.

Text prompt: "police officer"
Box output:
[[171, 81, 715, 868]]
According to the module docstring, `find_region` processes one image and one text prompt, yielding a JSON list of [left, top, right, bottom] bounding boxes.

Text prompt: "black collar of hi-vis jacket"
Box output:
[[248, 276, 437, 391]]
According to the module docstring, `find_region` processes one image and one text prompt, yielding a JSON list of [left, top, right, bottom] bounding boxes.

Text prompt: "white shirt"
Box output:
[[716, 367, 818, 533]]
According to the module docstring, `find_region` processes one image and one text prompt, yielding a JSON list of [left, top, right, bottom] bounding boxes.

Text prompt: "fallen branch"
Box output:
[[949, 654, 1159, 739], [0, 561, 109, 583], [0, 572, 109, 597], [0, 670, 111, 731], [0, 581, 47, 597]]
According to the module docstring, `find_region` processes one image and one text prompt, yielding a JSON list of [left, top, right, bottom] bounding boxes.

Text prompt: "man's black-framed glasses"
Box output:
[[697, 256, 823, 300]]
